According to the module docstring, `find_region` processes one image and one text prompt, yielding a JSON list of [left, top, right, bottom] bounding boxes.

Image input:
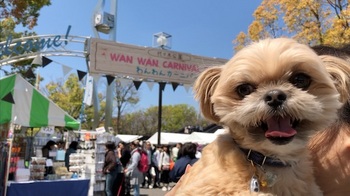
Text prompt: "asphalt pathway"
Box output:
[[138, 183, 176, 196]]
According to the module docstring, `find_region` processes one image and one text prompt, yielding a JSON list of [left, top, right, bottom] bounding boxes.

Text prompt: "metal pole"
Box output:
[[104, 0, 118, 133], [157, 82, 162, 145]]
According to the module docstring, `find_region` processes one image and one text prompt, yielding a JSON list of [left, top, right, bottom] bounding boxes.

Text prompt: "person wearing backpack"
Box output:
[[124, 140, 143, 196], [141, 141, 153, 189]]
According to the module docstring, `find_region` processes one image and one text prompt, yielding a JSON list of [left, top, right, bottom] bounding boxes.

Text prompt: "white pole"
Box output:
[[4, 123, 14, 196]]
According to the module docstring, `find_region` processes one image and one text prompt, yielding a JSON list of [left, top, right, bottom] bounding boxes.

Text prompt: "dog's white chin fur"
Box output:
[[174, 38, 341, 196]]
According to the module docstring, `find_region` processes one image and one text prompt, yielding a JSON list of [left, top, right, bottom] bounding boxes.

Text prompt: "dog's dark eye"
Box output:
[[236, 83, 255, 98], [289, 73, 311, 90]]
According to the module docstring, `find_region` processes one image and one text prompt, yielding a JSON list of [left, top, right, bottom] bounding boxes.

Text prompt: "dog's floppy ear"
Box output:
[[319, 55, 350, 103], [193, 66, 222, 123]]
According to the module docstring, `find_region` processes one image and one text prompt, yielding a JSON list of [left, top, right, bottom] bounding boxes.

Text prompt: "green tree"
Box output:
[[113, 80, 139, 134], [234, 0, 350, 51], [44, 74, 106, 129], [45, 74, 83, 119], [121, 104, 210, 136]]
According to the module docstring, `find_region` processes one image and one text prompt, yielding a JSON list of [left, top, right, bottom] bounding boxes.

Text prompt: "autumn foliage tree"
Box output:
[[1, 0, 51, 82], [0, 0, 51, 32], [234, 0, 350, 51]]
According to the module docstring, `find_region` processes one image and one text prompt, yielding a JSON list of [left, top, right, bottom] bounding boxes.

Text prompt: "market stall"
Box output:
[[6, 179, 90, 196], [0, 74, 84, 196]]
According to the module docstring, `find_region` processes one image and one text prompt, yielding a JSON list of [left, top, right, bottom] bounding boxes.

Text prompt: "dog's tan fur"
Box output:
[[174, 38, 342, 195], [308, 47, 350, 195]]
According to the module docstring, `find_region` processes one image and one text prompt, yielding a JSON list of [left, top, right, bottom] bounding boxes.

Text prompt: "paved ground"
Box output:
[[139, 186, 171, 196], [138, 183, 176, 196]]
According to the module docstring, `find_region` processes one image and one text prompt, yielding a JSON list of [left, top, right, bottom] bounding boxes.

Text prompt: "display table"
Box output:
[[6, 178, 90, 196]]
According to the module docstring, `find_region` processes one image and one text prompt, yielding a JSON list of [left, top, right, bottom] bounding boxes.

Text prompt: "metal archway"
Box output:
[[0, 34, 89, 66]]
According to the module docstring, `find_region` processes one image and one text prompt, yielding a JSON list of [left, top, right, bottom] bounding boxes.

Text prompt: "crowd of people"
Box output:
[[102, 140, 201, 196], [39, 138, 203, 196]]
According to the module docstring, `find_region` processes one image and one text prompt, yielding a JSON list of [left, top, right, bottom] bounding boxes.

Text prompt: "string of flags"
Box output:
[[27, 54, 191, 92], [1, 55, 192, 105]]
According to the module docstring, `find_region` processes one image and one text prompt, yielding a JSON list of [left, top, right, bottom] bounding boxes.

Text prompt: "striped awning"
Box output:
[[0, 74, 80, 129]]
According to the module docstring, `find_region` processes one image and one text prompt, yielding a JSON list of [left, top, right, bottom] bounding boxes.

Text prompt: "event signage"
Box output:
[[0, 26, 71, 58], [88, 38, 228, 85]]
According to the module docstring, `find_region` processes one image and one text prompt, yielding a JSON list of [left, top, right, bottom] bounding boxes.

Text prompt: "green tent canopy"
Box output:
[[0, 74, 80, 130]]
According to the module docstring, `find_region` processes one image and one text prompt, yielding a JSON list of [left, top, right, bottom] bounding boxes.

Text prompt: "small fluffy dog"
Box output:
[[174, 38, 342, 195]]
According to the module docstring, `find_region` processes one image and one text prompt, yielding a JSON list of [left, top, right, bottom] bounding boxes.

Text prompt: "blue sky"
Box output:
[[17, 0, 262, 113]]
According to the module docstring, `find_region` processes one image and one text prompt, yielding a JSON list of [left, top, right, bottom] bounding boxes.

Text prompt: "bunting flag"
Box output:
[[61, 64, 73, 76], [24, 68, 36, 79], [184, 84, 191, 93], [42, 56, 53, 67], [106, 75, 115, 85], [1, 92, 15, 104], [0, 74, 80, 129], [119, 78, 130, 87], [146, 81, 155, 91], [172, 83, 179, 91], [159, 82, 166, 91], [91, 73, 101, 83], [30, 56, 53, 67], [77, 70, 87, 81], [133, 81, 142, 90], [31, 55, 42, 65]]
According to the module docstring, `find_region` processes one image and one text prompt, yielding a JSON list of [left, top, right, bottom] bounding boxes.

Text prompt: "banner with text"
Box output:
[[88, 38, 228, 85]]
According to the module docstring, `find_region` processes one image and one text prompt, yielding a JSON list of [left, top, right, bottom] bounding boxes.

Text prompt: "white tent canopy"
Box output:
[[116, 134, 143, 143], [147, 132, 189, 145], [184, 132, 217, 145]]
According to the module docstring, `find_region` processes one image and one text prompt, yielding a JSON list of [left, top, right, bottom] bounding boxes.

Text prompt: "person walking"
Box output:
[[142, 141, 153, 189], [169, 142, 198, 183], [158, 145, 171, 191], [115, 141, 131, 196], [124, 140, 143, 196], [152, 145, 162, 188], [103, 141, 118, 196]]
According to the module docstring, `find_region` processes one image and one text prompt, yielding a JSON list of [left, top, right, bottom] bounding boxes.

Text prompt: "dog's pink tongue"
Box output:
[[265, 116, 297, 138]]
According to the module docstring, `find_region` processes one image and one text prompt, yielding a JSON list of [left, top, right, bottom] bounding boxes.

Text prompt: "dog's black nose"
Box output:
[[264, 90, 287, 108]]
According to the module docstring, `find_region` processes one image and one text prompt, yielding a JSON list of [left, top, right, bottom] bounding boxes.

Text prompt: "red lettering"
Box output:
[[137, 57, 159, 67], [162, 61, 199, 72], [110, 53, 133, 64]]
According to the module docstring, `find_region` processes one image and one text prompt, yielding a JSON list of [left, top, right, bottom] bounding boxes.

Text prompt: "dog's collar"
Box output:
[[239, 147, 291, 168]]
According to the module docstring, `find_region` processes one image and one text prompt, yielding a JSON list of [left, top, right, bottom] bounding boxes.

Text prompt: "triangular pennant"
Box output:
[[1, 92, 15, 104], [91, 73, 101, 83], [171, 83, 179, 91], [24, 68, 36, 79], [61, 65, 72, 76], [42, 56, 53, 67], [31, 55, 42, 65], [119, 78, 130, 87], [77, 70, 87, 81], [184, 84, 191, 93], [146, 81, 154, 91], [106, 75, 115, 85], [133, 81, 142, 90], [159, 82, 166, 91]]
